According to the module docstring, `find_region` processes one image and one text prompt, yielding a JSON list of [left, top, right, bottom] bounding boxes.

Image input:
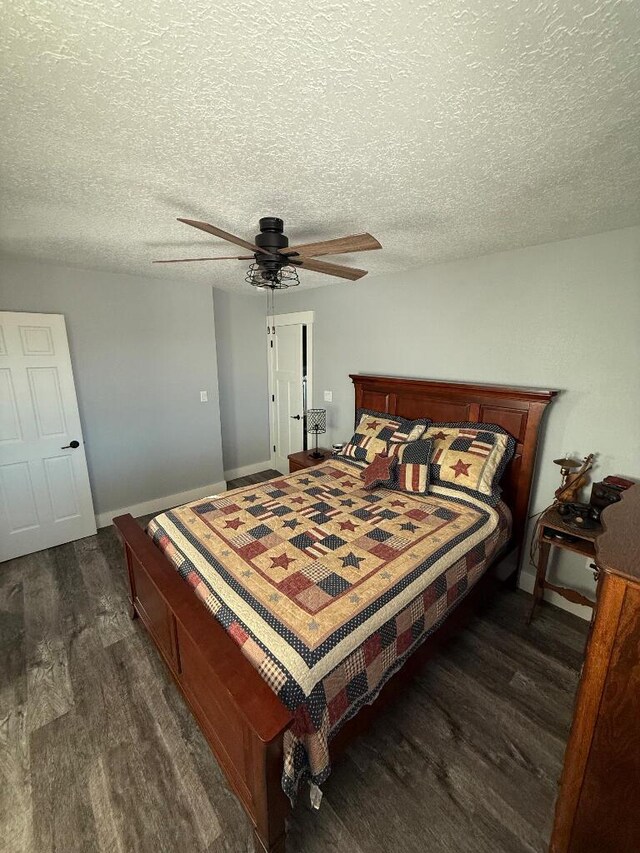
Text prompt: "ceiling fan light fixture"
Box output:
[[158, 216, 380, 283], [245, 262, 300, 289]]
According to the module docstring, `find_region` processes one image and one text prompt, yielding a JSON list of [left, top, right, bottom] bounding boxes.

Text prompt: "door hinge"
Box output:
[[270, 340, 273, 348], [271, 394, 275, 402], [273, 445, 276, 452]]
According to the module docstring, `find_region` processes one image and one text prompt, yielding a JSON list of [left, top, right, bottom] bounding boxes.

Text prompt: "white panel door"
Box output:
[[0, 312, 96, 561], [272, 324, 304, 474]]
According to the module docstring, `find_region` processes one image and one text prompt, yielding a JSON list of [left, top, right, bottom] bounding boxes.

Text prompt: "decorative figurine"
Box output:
[[554, 454, 595, 503]]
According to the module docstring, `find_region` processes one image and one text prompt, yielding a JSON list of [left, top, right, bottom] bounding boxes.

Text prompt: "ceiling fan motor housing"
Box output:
[[255, 217, 289, 280]]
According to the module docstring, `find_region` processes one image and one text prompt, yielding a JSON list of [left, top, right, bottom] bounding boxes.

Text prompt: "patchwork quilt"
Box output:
[[147, 459, 511, 800]]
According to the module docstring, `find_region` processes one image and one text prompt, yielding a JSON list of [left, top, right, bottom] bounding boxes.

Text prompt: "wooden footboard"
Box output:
[[113, 514, 293, 853]]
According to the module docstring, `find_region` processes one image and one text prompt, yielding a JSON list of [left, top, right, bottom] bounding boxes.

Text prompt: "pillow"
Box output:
[[352, 407, 431, 434], [360, 452, 397, 490], [423, 422, 515, 505], [337, 409, 429, 468], [387, 438, 433, 494]]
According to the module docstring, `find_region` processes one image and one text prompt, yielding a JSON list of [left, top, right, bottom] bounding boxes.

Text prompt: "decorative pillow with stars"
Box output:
[[337, 408, 430, 469], [422, 423, 516, 505], [360, 452, 398, 489], [386, 438, 433, 494]]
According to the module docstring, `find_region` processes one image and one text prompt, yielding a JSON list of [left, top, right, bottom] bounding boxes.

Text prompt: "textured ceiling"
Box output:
[[1, 0, 639, 292]]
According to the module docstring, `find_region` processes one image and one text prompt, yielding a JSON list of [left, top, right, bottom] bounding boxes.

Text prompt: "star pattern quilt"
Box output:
[[147, 459, 510, 799]]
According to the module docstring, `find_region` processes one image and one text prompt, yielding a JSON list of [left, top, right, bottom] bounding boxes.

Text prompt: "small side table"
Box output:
[[288, 448, 332, 473], [528, 505, 601, 623]]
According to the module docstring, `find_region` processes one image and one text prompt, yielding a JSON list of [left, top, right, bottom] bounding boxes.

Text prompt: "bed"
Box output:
[[113, 374, 557, 853]]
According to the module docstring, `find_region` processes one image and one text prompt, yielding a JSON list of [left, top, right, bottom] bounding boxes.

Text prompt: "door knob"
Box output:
[[290, 415, 301, 420], [61, 440, 80, 449]]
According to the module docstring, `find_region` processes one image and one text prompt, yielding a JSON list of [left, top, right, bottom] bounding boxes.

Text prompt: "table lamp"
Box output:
[[306, 409, 326, 459]]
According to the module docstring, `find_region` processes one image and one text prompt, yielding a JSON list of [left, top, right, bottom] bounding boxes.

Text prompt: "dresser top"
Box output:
[[596, 484, 640, 583]]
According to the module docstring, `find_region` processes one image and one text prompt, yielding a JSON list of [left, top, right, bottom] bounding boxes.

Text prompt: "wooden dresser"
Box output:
[[550, 484, 640, 852]]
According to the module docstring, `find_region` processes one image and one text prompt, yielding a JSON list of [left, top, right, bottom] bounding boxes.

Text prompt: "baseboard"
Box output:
[[518, 567, 591, 621], [95, 480, 228, 529], [224, 460, 272, 482]]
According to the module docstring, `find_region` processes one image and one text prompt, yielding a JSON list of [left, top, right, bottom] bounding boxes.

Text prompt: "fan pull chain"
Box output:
[[266, 286, 276, 333], [272, 286, 277, 330]]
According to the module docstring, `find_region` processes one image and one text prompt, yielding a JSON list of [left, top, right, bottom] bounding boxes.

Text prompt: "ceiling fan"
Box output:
[[153, 217, 382, 288]]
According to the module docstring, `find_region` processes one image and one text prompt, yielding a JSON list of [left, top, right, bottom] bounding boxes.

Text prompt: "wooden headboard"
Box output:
[[350, 374, 558, 550]]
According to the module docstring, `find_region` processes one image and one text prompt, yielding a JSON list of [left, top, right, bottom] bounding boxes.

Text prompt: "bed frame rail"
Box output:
[[113, 513, 293, 853]]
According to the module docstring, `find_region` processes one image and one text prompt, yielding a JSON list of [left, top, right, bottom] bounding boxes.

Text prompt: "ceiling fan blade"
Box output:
[[280, 233, 381, 257], [177, 218, 271, 255], [152, 255, 253, 264], [291, 257, 367, 281]]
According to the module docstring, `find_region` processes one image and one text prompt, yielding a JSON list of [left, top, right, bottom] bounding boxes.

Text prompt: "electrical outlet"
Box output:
[[200, 390, 208, 402], [323, 390, 333, 402]]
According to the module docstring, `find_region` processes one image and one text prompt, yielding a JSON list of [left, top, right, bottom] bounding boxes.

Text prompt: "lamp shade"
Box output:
[[306, 409, 326, 435]]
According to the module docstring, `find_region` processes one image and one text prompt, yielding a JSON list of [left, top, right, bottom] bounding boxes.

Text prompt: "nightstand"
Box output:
[[527, 504, 601, 623], [288, 448, 332, 473]]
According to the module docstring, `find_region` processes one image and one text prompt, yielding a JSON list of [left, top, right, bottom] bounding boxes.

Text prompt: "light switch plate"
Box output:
[[323, 390, 333, 402], [200, 390, 208, 402]]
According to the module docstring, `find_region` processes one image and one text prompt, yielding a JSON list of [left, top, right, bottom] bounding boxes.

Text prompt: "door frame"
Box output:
[[266, 311, 314, 472]]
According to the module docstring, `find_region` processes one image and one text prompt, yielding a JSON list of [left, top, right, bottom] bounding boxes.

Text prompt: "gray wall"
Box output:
[[0, 257, 225, 519], [277, 225, 640, 612], [213, 288, 270, 473]]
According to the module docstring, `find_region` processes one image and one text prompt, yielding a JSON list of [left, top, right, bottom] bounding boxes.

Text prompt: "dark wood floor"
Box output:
[[0, 470, 587, 853]]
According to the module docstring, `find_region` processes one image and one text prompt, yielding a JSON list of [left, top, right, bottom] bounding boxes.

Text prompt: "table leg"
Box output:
[[528, 539, 551, 624]]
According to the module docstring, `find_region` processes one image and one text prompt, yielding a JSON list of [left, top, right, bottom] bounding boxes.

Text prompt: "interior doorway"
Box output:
[[267, 311, 314, 474]]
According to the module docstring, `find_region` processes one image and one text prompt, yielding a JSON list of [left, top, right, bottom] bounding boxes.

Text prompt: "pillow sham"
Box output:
[[387, 438, 433, 494], [422, 422, 515, 505], [337, 409, 429, 468], [360, 452, 397, 490]]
